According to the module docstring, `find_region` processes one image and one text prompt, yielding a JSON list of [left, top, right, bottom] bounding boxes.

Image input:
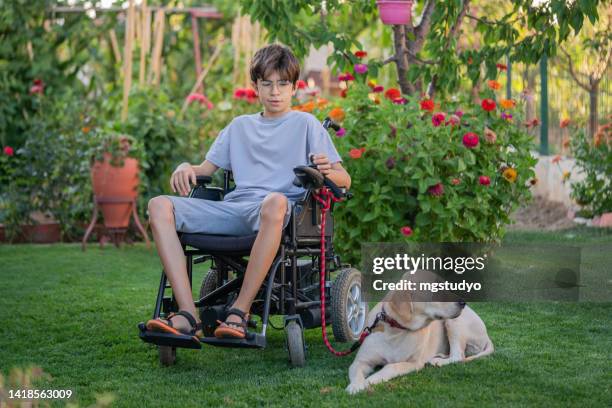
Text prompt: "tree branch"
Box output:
[[560, 46, 591, 91], [411, 0, 436, 52]]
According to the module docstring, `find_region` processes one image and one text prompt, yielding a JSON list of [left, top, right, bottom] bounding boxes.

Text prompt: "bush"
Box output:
[[305, 81, 537, 263], [569, 120, 612, 217]]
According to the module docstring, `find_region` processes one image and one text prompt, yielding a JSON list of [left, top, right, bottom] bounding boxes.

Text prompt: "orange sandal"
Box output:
[[214, 308, 249, 339], [146, 310, 203, 341]]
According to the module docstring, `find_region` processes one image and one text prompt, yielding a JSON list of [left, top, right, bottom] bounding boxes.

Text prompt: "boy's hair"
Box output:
[[249, 44, 300, 84]]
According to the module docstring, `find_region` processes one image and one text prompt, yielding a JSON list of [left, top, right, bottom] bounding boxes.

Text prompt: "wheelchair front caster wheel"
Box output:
[[159, 346, 177, 366], [285, 321, 306, 367], [331, 268, 368, 342]]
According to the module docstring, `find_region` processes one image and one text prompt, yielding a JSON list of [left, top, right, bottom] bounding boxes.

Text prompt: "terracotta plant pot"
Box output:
[[91, 153, 140, 229], [376, 0, 413, 25], [20, 223, 61, 243]]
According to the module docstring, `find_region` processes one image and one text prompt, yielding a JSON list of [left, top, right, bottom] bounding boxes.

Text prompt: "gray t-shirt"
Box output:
[[205, 110, 342, 202]]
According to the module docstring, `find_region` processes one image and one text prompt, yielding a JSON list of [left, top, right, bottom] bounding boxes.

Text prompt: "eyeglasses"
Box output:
[[258, 79, 293, 90]]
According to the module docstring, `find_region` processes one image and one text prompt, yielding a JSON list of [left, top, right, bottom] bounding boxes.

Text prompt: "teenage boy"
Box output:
[[145, 44, 351, 340]]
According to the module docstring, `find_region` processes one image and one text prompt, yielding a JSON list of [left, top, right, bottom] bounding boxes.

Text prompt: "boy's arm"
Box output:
[[171, 160, 219, 196]]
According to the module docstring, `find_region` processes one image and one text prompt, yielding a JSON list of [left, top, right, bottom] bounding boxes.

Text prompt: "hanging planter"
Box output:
[[376, 0, 413, 25]]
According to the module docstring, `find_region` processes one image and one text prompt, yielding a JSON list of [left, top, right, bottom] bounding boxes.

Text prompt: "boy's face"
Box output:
[[252, 71, 297, 118]]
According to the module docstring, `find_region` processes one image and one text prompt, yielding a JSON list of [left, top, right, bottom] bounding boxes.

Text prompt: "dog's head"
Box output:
[[384, 271, 466, 331]]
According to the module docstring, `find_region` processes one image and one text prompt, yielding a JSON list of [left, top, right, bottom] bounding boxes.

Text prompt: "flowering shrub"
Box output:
[[307, 81, 537, 263], [569, 119, 612, 217]]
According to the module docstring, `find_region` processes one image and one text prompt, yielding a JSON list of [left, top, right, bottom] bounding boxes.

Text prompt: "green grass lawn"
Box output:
[[1, 227, 611, 407]]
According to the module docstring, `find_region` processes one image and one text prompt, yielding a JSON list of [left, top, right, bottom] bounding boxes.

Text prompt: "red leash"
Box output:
[[312, 188, 368, 356]]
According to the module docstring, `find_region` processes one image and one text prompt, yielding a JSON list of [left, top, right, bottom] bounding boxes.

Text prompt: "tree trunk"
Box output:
[[393, 25, 414, 95], [589, 78, 599, 140]]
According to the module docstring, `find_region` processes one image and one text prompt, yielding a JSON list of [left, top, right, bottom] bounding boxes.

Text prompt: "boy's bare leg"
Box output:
[[148, 196, 199, 332], [225, 193, 287, 328]]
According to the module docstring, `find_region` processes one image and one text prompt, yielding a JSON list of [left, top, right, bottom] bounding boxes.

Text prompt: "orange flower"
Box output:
[[560, 118, 571, 128], [502, 168, 517, 183], [298, 101, 315, 113], [317, 98, 328, 109], [487, 80, 502, 90], [551, 155, 561, 164], [82, 126, 91, 134], [562, 138, 570, 148], [500, 99, 515, 109], [562, 171, 571, 181], [329, 107, 345, 122], [349, 148, 363, 159]]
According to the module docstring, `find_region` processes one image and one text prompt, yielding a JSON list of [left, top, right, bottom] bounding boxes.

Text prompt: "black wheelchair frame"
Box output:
[[139, 119, 367, 367]]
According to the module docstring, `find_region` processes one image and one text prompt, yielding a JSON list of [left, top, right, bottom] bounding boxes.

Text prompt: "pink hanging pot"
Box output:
[[376, 0, 413, 25]]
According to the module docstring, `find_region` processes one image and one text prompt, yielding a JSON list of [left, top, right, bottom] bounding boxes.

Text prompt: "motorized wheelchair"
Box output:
[[138, 118, 368, 367]]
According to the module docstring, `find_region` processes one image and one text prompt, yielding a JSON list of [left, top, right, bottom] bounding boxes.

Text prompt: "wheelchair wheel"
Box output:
[[285, 321, 306, 367], [159, 346, 176, 366], [331, 268, 368, 343], [198, 268, 219, 336]]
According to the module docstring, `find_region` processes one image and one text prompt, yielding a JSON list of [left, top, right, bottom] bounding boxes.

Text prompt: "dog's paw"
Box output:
[[427, 357, 448, 367], [346, 382, 367, 395]]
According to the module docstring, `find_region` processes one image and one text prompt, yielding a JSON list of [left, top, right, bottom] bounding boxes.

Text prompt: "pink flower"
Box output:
[[431, 112, 446, 127], [428, 183, 444, 196], [392, 97, 408, 105], [335, 127, 346, 137], [501, 112, 513, 121], [373, 85, 384, 93], [296, 80, 307, 89], [448, 114, 461, 126], [400, 226, 413, 236], [3, 146, 14, 156], [479, 175, 491, 186], [354, 64, 368, 74], [484, 128, 497, 144], [454, 110, 464, 117], [29, 78, 45, 95], [451, 178, 461, 185], [462, 132, 479, 148]]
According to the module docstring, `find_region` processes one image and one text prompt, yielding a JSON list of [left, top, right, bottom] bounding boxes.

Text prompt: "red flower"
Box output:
[[338, 73, 355, 81], [481, 99, 496, 112], [524, 118, 541, 128], [3, 146, 14, 156], [420, 99, 435, 112], [373, 85, 384, 93], [393, 97, 408, 105], [340, 89, 348, 98], [384, 88, 401, 100], [428, 183, 444, 196], [560, 118, 571, 128], [431, 112, 446, 127], [462, 132, 479, 148], [355, 50, 368, 59], [349, 148, 364, 159], [496, 63, 507, 71], [400, 226, 413, 237], [296, 80, 307, 89], [479, 176, 491, 186], [186, 93, 214, 110], [233, 88, 247, 99]]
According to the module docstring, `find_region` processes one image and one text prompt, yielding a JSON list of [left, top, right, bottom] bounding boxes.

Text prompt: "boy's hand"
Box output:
[[311, 153, 332, 176], [171, 162, 196, 196]]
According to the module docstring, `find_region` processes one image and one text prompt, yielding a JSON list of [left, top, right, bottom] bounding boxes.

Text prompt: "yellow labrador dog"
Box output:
[[346, 271, 494, 394]]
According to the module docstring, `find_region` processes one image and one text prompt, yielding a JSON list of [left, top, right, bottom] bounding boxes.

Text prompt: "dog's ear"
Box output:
[[385, 284, 413, 327]]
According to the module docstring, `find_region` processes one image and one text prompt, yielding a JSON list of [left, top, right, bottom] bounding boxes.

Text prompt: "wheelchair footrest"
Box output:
[[200, 333, 266, 349], [138, 322, 202, 350]]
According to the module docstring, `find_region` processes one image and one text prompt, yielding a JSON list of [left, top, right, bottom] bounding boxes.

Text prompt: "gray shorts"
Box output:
[[165, 195, 293, 236]]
